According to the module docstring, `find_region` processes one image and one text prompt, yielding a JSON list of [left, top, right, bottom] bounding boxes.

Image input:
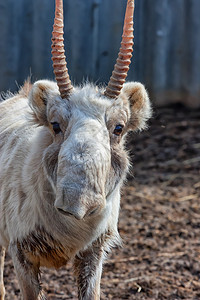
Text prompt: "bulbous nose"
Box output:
[[55, 204, 101, 220]]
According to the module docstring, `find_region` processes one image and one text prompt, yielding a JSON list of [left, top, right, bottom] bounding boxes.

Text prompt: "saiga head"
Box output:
[[29, 0, 151, 220]]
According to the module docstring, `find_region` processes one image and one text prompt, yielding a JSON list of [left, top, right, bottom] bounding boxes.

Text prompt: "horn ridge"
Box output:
[[52, 0, 73, 100], [104, 0, 135, 99]]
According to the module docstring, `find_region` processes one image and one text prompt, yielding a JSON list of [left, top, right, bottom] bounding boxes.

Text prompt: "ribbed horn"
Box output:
[[51, 0, 73, 99], [104, 0, 134, 99]]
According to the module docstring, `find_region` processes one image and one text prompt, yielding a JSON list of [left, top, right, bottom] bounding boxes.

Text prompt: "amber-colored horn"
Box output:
[[51, 0, 73, 99], [104, 0, 134, 99]]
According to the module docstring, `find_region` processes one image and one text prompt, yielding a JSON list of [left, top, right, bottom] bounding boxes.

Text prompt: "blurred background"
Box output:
[[0, 0, 200, 108]]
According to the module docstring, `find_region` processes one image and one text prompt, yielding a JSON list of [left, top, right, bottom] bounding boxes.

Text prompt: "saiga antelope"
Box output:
[[0, 0, 151, 299]]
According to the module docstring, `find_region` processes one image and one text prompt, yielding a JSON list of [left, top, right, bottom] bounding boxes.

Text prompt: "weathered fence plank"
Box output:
[[0, 0, 199, 107]]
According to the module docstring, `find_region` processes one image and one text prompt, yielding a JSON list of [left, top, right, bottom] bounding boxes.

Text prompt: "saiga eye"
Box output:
[[51, 122, 61, 134], [113, 124, 124, 136]]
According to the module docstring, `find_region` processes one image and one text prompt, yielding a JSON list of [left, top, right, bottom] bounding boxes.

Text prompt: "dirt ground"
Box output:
[[3, 105, 200, 299]]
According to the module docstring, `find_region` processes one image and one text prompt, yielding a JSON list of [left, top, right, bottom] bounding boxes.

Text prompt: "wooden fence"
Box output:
[[0, 0, 200, 107]]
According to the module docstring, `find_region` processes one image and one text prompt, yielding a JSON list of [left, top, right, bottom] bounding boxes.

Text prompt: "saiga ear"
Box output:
[[29, 80, 58, 126], [122, 82, 152, 132]]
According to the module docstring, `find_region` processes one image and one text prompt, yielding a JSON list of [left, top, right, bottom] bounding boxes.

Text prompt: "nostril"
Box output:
[[87, 206, 100, 217], [57, 208, 74, 217], [56, 207, 85, 220]]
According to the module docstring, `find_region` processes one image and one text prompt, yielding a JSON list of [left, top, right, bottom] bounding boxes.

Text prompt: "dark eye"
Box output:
[[51, 122, 61, 134], [113, 124, 124, 136]]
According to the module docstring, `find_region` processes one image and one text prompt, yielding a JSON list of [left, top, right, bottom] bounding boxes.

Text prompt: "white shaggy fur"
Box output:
[[0, 80, 151, 299]]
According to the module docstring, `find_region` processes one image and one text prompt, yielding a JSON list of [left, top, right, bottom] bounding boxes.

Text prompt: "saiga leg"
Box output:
[[73, 242, 105, 300], [9, 242, 45, 300], [0, 246, 5, 300]]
